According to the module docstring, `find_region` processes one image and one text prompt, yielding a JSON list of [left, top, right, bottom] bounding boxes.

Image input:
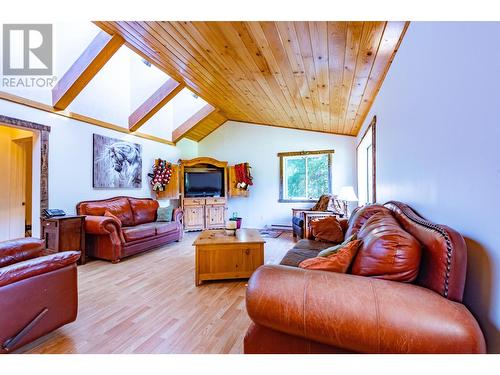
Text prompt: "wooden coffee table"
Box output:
[[193, 229, 265, 286]]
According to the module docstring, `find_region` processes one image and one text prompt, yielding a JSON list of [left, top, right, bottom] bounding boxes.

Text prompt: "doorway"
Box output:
[[0, 125, 34, 241], [357, 116, 377, 206]]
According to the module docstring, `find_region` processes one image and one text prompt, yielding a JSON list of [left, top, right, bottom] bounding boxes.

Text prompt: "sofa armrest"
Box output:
[[0, 251, 80, 288], [246, 265, 486, 353], [84, 215, 121, 235], [173, 208, 183, 224]]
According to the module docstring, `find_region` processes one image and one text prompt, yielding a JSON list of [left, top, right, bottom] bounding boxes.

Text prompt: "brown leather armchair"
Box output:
[[0, 238, 80, 353], [245, 201, 486, 354]]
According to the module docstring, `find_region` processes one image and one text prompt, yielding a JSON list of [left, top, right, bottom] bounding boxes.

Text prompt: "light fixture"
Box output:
[[338, 186, 358, 218]]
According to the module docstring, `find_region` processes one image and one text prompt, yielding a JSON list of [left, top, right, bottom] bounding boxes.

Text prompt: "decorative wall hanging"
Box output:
[[93, 134, 142, 188], [148, 159, 173, 192], [234, 163, 253, 190]]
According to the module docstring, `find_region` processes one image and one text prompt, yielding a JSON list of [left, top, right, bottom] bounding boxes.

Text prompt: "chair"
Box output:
[[0, 238, 80, 353], [291, 195, 343, 239]]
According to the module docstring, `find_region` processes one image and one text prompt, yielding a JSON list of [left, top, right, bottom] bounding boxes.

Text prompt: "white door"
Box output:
[[9, 139, 27, 238], [357, 127, 373, 206]]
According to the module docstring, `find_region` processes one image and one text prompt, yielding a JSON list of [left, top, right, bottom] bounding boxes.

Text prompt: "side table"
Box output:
[[40, 215, 86, 265]]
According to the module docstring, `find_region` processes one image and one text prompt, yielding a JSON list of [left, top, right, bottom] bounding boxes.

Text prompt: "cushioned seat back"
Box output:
[[77, 197, 135, 227], [384, 201, 467, 302], [345, 204, 390, 238], [0, 238, 44, 268], [128, 197, 159, 225], [353, 210, 421, 282]]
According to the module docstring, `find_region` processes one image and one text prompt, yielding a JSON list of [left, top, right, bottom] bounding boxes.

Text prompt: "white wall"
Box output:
[[0, 22, 205, 141], [357, 22, 500, 353], [199, 121, 356, 228], [0, 100, 187, 238]]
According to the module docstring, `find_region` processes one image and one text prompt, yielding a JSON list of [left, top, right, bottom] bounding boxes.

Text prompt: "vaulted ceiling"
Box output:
[[95, 21, 408, 140]]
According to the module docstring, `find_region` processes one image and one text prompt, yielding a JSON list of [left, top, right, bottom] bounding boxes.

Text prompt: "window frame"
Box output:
[[277, 149, 334, 203]]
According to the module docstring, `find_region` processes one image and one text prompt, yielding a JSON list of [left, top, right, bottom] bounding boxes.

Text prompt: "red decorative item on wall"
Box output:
[[234, 163, 253, 190], [148, 159, 173, 192]]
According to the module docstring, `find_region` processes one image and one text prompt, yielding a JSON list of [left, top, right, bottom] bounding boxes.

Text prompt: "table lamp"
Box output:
[[338, 186, 358, 218]]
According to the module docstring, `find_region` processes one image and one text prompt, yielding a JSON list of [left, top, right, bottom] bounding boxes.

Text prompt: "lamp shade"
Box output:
[[338, 186, 358, 202]]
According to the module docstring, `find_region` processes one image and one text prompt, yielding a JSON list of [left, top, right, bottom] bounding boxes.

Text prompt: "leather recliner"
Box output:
[[77, 196, 183, 263], [0, 238, 80, 354], [244, 201, 486, 354]]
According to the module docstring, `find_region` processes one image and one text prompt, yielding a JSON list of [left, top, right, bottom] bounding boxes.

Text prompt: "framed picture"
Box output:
[[93, 134, 142, 188]]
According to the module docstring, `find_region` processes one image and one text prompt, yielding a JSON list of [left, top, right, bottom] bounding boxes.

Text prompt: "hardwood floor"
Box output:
[[17, 231, 293, 354]]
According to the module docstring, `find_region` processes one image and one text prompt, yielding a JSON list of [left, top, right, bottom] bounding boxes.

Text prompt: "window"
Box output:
[[278, 150, 333, 202]]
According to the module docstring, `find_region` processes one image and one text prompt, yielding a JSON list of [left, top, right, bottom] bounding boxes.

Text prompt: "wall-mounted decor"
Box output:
[[93, 134, 142, 188], [148, 159, 173, 192]]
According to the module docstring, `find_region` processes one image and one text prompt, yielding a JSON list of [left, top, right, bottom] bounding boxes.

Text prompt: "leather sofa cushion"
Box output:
[[0, 238, 44, 268], [345, 204, 392, 238], [310, 216, 344, 243], [352, 211, 422, 282], [79, 197, 135, 227], [129, 198, 159, 225], [280, 248, 319, 267], [299, 239, 362, 273], [155, 222, 178, 235], [294, 239, 332, 251], [122, 223, 157, 242]]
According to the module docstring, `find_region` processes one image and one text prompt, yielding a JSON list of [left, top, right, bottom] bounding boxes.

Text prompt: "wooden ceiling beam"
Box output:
[[172, 103, 217, 143], [128, 79, 184, 132], [52, 31, 124, 110]]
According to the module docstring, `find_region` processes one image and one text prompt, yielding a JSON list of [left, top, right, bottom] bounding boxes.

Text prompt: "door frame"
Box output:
[[356, 115, 377, 203], [0, 115, 50, 212]]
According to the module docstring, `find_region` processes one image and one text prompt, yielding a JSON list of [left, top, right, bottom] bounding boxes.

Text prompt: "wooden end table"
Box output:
[[193, 229, 265, 286], [40, 215, 86, 265]]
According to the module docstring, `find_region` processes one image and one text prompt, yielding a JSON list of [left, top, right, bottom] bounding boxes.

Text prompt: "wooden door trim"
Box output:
[[0, 115, 50, 211]]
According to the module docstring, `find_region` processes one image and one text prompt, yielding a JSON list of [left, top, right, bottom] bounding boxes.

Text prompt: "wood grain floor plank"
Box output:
[[16, 231, 293, 354]]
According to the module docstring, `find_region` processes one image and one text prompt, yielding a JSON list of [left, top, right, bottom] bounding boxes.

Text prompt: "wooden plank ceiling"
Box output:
[[95, 21, 408, 140]]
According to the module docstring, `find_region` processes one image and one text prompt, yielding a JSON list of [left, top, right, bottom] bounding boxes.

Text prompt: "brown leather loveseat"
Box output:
[[0, 238, 80, 353], [77, 196, 183, 263], [244, 201, 486, 354]]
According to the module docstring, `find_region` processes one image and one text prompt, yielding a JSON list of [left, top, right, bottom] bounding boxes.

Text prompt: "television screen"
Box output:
[[185, 171, 224, 197]]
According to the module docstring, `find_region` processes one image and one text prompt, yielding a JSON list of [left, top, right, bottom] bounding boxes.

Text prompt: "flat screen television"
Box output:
[[185, 170, 224, 197]]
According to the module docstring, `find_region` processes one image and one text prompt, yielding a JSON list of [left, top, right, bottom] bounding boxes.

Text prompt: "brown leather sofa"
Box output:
[[77, 196, 183, 263], [245, 201, 486, 354], [0, 238, 80, 353]]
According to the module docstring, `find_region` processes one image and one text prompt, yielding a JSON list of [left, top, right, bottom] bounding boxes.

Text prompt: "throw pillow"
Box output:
[[299, 239, 362, 273], [104, 210, 122, 227], [317, 233, 357, 257], [351, 211, 422, 282], [309, 216, 344, 243], [157, 206, 173, 222]]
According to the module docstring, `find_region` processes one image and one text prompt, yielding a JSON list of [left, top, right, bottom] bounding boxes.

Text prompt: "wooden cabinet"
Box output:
[[184, 205, 205, 231], [194, 229, 265, 286], [183, 198, 227, 231], [156, 164, 180, 200], [206, 204, 226, 229], [41, 215, 86, 264]]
